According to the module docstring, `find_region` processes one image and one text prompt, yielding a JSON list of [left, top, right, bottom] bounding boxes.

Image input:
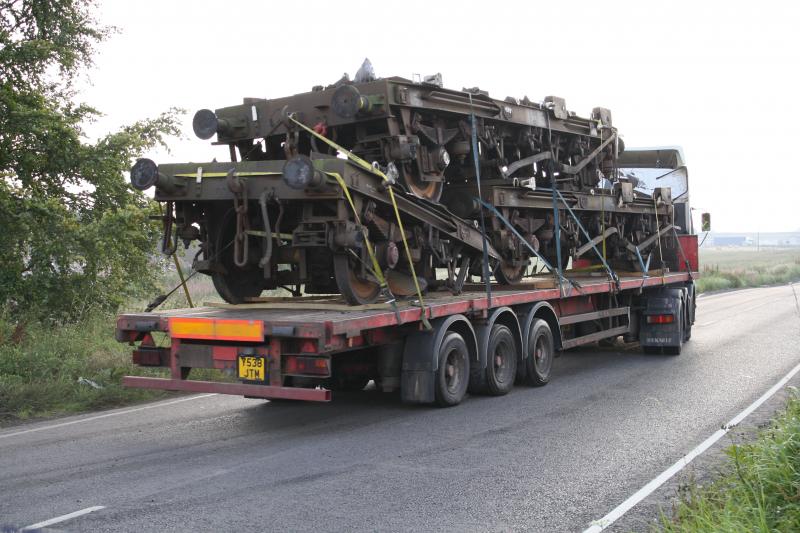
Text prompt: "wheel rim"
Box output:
[[348, 269, 379, 301], [211, 208, 264, 303], [533, 335, 552, 375], [496, 261, 526, 284], [333, 253, 380, 305], [444, 348, 465, 394], [401, 169, 443, 202], [493, 338, 515, 385]]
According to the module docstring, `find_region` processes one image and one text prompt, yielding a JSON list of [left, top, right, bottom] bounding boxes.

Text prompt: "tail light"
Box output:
[[284, 356, 331, 376], [646, 314, 675, 324]]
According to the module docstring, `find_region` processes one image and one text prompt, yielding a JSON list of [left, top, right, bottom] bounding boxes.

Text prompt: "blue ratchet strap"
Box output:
[[542, 110, 566, 298], [469, 101, 493, 308], [552, 188, 621, 292], [550, 172, 565, 297], [477, 199, 581, 293], [634, 246, 651, 290], [634, 247, 648, 274]]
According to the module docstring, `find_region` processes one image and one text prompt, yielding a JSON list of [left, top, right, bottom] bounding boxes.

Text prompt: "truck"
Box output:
[[116, 148, 699, 407]]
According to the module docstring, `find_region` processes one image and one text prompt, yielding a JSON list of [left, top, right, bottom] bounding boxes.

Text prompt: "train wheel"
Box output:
[[333, 253, 381, 305], [542, 249, 569, 271], [495, 261, 527, 284], [400, 168, 443, 202], [435, 332, 470, 406], [484, 324, 518, 396], [210, 208, 264, 304], [212, 269, 264, 305]]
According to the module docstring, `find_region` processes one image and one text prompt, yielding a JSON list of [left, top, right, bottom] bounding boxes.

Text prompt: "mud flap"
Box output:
[[400, 315, 477, 404]]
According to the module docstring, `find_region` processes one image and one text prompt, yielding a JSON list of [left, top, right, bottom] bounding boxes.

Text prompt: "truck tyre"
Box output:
[[484, 324, 518, 396], [683, 298, 693, 342], [664, 303, 684, 356], [435, 332, 470, 407], [525, 318, 554, 386]]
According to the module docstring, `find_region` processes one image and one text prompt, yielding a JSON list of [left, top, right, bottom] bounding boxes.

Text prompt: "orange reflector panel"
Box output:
[[168, 318, 264, 342]]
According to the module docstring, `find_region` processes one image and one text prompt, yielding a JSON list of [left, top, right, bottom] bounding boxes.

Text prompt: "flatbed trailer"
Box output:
[[116, 263, 697, 407]]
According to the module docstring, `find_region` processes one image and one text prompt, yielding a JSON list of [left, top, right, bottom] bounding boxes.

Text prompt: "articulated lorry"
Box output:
[[117, 146, 698, 407]]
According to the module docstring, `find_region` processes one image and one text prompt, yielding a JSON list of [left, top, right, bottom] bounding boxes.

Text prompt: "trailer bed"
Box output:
[[116, 271, 694, 404], [118, 272, 692, 337]]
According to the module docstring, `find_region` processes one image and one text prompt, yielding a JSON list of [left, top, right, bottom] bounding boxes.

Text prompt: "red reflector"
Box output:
[[284, 356, 331, 376], [646, 314, 675, 324]]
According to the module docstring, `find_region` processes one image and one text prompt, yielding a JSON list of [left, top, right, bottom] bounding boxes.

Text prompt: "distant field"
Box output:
[[697, 246, 800, 292], [700, 246, 800, 270]]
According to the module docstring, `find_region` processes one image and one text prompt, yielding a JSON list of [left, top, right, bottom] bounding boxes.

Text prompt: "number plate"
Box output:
[[238, 356, 267, 381]]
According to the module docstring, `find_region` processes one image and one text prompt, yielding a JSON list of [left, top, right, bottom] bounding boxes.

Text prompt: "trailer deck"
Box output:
[[118, 272, 692, 339], [116, 270, 695, 405]]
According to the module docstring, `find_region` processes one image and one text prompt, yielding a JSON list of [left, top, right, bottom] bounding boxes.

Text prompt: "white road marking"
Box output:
[[584, 359, 800, 532], [0, 394, 216, 440], [21, 506, 106, 531]]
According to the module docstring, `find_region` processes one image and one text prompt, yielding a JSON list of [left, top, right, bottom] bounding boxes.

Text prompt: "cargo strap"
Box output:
[[468, 99, 493, 308], [542, 111, 566, 297], [288, 116, 431, 329], [477, 199, 580, 293], [552, 188, 620, 292], [671, 226, 694, 282], [326, 171, 402, 325], [653, 194, 666, 284], [158, 202, 193, 308]]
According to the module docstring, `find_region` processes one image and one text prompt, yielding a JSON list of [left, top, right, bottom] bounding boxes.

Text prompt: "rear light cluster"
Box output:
[[646, 314, 675, 324], [284, 356, 331, 376]]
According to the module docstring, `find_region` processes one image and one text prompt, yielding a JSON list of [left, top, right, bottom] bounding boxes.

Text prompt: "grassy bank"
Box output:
[[657, 390, 800, 531], [697, 247, 800, 293], [0, 312, 174, 424], [0, 256, 282, 425]]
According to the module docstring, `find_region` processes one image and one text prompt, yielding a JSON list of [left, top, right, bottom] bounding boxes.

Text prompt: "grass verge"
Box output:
[[656, 389, 800, 532], [0, 312, 175, 425]]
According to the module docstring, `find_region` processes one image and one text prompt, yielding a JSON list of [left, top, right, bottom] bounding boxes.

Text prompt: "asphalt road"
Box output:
[[1, 284, 799, 533]]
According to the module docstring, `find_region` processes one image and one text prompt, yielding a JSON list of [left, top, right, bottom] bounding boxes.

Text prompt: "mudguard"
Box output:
[[520, 301, 561, 357], [639, 288, 685, 348], [400, 315, 477, 404]]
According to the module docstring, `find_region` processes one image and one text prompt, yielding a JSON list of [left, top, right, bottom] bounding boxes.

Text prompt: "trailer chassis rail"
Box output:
[[122, 376, 331, 402]]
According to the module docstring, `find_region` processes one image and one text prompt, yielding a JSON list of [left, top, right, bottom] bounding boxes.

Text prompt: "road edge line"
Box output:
[[0, 394, 217, 440], [583, 359, 800, 532], [20, 505, 106, 531]]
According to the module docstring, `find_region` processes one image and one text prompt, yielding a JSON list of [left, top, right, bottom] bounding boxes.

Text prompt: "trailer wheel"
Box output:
[[664, 304, 684, 356], [683, 300, 693, 342], [525, 318, 554, 386], [435, 332, 470, 407], [484, 324, 518, 396]]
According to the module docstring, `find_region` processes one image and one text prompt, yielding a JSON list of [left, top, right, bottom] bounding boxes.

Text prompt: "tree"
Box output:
[[0, 0, 182, 322]]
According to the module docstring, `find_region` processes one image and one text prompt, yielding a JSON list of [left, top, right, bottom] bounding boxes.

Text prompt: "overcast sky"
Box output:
[[77, 0, 800, 232]]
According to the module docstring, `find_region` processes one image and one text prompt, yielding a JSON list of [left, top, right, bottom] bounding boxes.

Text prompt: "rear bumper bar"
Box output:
[[122, 376, 332, 402]]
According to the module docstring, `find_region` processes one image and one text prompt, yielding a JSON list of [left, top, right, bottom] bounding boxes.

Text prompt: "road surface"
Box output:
[[1, 284, 799, 532]]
